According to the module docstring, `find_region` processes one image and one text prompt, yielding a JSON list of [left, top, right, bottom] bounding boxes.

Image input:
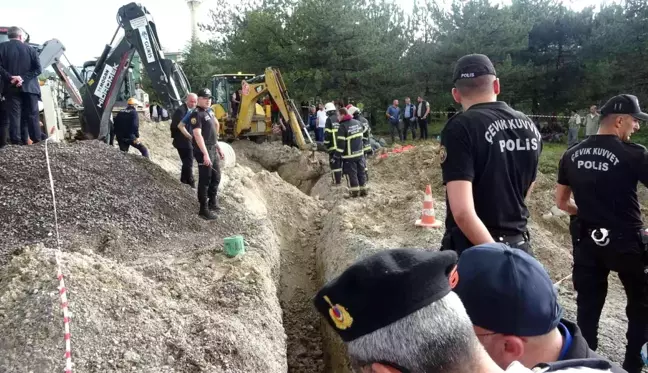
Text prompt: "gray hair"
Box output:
[[346, 292, 478, 373], [8, 27, 22, 40]]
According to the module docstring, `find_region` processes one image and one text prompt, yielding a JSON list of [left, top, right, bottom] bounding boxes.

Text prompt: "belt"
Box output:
[[493, 231, 529, 246]]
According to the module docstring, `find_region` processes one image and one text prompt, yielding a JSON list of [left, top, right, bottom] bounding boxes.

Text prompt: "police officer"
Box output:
[[336, 107, 367, 197], [455, 243, 628, 373], [171, 93, 197, 188], [189, 88, 224, 220], [0, 26, 42, 145], [323, 102, 342, 185], [348, 105, 372, 181], [440, 54, 542, 256], [555, 94, 648, 373], [113, 97, 149, 158]]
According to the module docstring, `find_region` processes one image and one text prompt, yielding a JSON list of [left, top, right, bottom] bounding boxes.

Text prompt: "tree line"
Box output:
[[175, 0, 648, 122]]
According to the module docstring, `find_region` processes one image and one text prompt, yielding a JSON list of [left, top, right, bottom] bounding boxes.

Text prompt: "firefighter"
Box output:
[[336, 107, 367, 197], [323, 102, 342, 185], [348, 105, 372, 182], [113, 98, 149, 158]]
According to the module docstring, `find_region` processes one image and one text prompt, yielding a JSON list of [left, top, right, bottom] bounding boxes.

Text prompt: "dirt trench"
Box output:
[[138, 123, 330, 372]]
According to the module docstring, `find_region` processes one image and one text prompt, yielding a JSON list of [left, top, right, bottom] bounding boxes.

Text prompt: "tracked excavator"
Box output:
[[78, 2, 190, 141], [211, 67, 315, 151]]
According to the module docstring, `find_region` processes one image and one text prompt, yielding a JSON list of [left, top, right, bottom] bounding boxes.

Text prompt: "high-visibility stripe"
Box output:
[[349, 186, 360, 191], [342, 153, 363, 159], [331, 168, 342, 172]]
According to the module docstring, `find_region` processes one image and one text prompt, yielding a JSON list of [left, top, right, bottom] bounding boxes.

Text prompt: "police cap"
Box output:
[[600, 94, 648, 121], [454, 243, 562, 337], [313, 248, 459, 342], [197, 88, 212, 99], [453, 54, 497, 83]]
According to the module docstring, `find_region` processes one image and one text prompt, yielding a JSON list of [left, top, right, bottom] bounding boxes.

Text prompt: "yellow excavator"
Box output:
[[210, 67, 315, 150]]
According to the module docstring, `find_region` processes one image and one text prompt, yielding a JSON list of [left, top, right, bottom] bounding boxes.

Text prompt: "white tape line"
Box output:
[[44, 138, 73, 373]]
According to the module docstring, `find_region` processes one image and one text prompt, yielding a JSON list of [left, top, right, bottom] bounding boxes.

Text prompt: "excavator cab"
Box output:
[[211, 73, 257, 124], [211, 67, 314, 150]]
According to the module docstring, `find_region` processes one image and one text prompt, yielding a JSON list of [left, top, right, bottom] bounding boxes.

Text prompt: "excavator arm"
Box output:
[[235, 67, 314, 150], [80, 2, 190, 140], [37, 39, 84, 108]]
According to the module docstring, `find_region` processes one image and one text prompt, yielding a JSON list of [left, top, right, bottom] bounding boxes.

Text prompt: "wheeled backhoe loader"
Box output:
[[211, 67, 315, 151]]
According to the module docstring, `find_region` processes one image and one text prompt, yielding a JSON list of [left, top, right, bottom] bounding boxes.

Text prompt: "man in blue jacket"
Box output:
[[113, 98, 149, 158]]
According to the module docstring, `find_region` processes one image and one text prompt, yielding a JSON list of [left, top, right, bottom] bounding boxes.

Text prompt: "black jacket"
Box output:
[[560, 319, 627, 373], [324, 112, 340, 153], [336, 116, 365, 159], [171, 103, 191, 148], [113, 105, 139, 142], [0, 39, 42, 96]]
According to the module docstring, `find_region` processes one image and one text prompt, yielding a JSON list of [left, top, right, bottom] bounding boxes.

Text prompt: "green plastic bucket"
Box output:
[[224, 236, 245, 258]]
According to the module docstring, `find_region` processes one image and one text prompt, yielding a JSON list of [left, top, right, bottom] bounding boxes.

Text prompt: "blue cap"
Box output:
[[453, 243, 562, 336]]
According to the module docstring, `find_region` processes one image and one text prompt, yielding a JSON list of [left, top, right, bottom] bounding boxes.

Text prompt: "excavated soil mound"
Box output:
[[0, 141, 201, 264], [0, 138, 316, 372], [232, 141, 329, 194], [312, 143, 639, 372]]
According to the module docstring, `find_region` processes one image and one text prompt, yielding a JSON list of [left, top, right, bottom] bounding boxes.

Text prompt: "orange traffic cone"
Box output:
[[415, 184, 442, 228]]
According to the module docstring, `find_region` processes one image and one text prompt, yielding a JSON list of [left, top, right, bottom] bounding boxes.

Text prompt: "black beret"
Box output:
[[313, 248, 459, 342]]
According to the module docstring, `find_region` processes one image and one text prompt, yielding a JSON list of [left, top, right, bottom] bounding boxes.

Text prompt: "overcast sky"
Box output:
[[1, 0, 609, 67]]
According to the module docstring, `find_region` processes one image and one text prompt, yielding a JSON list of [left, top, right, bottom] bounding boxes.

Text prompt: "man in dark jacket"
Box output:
[[454, 243, 627, 373], [171, 93, 197, 187], [323, 102, 342, 185], [0, 26, 42, 146], [113, 98, 149, 158]]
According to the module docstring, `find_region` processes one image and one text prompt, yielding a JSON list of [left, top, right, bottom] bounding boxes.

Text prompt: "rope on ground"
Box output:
[[44, 138, 73, 373], [553, 273, 573, 288]]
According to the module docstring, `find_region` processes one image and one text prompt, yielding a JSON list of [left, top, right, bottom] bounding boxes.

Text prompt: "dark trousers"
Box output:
[[2, 92, 41, 145], [0, 98, 6, 147], [195, 146, 221, 208], [343, 156, 367, 197], [117, 138, 150, 158], [329, 152, 342, 184], [403, 117, 417, 140], [441, 227, 532, 256], [418, 118, 429, 140], [176, 146, 195, 186], [572, 229, 648, 373], [390, 121, 403, 143], [282, 126, 294, 147]]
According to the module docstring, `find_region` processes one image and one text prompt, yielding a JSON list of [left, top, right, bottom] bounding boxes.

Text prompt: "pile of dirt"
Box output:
[[0, 141, 201, 264], [0, 138, 316, 372], [233, 141, 329, 194]]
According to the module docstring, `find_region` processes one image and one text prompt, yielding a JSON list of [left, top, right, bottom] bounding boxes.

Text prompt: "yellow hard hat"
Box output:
[[127, 97, 137, 105]]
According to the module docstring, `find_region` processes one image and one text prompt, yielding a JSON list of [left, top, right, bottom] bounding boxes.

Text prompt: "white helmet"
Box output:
[[347, 106, 359, 116], [324, 102, 336, 112]]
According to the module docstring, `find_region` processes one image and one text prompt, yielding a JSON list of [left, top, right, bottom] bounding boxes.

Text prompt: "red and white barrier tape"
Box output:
[[44, 138, 73, 373], [428, 111, 572, 119]]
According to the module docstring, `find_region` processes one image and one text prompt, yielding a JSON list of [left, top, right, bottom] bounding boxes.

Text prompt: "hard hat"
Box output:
[[127, 97, 138, 106], [347, 106, 358, 116], [324, 102, 336, 112]]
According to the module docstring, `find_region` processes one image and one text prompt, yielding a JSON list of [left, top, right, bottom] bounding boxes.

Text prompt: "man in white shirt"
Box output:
[[316, 104, 327, 142]]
